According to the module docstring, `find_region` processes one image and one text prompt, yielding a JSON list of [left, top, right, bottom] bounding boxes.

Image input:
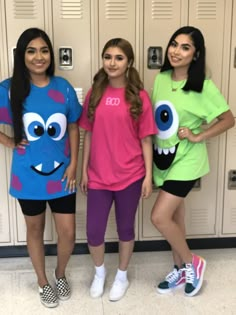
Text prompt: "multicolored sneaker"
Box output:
[[157, 265, 185, 294], [39, 284, 58, 308], [184, 254, 206, 297]]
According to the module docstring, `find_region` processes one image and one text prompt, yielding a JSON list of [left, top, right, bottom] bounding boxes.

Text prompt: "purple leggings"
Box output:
[[87, 178, 143, 246]]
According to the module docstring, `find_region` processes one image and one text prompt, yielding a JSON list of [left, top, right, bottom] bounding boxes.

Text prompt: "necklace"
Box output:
[[171, 79, 186, 92]]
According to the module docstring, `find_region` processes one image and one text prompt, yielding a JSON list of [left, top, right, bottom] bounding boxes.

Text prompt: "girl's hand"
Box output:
[[80, 173, 88, 195], [16, 139, 29, 149], [62, 164, 77, 193], [141, 177, 153, 199], [178, 127, 201, 143]]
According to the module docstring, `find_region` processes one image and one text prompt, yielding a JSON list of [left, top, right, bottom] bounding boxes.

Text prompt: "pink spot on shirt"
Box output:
[[48, 89, 65, 104], [46, 180, 63, 194], [17, 148, 26, 155], [0, 108, 12, 124], [11, 174, 22, 191], [64, 138, 70, 156]]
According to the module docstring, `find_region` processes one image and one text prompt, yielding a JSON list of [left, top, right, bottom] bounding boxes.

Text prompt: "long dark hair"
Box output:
[[10, 28, 55, 145], [161, 26, 206, 92], [88, 38, 144, 120]]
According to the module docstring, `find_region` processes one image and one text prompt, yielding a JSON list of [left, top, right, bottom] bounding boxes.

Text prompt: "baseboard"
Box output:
[[1, 237, 236, 258]]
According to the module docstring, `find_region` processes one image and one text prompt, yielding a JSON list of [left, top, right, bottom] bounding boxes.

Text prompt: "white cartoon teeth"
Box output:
[[54, 161, 60, 168], [34, 161, 60, 172], [154, 145, 176, 155], [35, 163, 42, 172]]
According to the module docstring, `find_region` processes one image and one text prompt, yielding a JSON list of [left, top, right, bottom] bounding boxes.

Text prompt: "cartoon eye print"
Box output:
[[154, 101, 179, 140], [23, 113, 45, 141], [46, 113, 66, 141], [23, 112, 67, 141]]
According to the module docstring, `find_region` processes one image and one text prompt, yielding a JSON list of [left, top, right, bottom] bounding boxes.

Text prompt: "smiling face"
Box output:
[[24, 37, 51, 80], [102, 46, 129, 85], [167, 34, 196, 73]]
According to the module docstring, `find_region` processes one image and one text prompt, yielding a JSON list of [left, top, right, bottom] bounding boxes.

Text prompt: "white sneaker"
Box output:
[[90, 274, 106, 298], [109, 279, 129, 301]]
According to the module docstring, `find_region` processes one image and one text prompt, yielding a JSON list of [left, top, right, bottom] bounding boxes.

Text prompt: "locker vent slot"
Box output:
[[60, 0, 83, 19], [196, 1, 217, 19], [229, 208, 236, 224], [105, 0, 128, 19], [79, 129, 85, 150], [190, 208, 209, 229], [151, 1, 173, 19], [13, 0, 37, 19]]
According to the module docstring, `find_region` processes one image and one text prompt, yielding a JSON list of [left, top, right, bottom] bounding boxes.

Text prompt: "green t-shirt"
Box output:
[[152, 70, 230, 187]]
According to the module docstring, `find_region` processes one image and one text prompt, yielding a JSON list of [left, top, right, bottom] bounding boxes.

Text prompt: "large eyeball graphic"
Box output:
[[23, 113, 45, 141], [46, 113, 66, 141], [23, 112, 67, 142], [154, 101, 179, 140]]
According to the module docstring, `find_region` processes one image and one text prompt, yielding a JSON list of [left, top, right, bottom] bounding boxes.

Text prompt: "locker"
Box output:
[[0, 0, 236, 247], [143, 0, 184, 95], [222, 121, 236, 234], [0, 139, 12, 244], [4, 0, 46, 77], [228, 0, 236, 116], [51, 0, 92, 93]]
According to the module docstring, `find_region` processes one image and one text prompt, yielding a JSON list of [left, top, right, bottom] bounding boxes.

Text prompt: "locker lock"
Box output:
[[59, 47, 73, 70], [147, 46, 162, 69], [228, 170, 236, 189]]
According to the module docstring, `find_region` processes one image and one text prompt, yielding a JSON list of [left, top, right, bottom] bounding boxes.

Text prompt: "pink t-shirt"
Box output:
[[78, 85, 157, 190]]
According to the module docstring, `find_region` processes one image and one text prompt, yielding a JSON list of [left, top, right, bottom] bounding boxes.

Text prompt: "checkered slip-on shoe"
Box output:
[[39, 284, 58, 308], [54, 272, 71, 300]]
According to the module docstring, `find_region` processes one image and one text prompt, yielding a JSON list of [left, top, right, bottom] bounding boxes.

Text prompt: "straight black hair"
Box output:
[[10, 28, 55, 145], [161, 26, 206, 93]]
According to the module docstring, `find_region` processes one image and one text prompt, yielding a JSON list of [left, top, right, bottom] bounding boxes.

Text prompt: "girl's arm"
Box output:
[[80, 130, 91, 194], [0, 130, 28, 149], [141, 135, 153, 198], [0, 131, 14, 148], [63, 122, 79, 192], [179, 110, 235, 142]]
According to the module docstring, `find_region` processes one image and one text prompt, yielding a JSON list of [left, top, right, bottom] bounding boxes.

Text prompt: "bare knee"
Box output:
[[151, 208, 167, 230], [26, 221, 45, 239], [58, 227, 75, 244]]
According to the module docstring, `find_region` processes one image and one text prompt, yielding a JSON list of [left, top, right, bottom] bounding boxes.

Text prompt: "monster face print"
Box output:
[[153, 100, 180, 170], [0, 77, 82, 199]]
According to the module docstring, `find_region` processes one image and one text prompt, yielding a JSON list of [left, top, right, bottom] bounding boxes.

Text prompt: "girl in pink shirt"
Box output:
[[78, 38, 157, 301]]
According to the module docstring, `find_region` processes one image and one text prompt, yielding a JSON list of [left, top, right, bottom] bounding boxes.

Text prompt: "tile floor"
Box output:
[[1, 248, 236, 315]]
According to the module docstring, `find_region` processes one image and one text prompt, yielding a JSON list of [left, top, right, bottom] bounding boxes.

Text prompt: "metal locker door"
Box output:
[[4, 0, 46, 76], [186, 0, 232, 237]]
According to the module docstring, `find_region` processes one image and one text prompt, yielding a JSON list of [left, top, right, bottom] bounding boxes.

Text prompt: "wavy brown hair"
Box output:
[[88, 38, 144, 120]]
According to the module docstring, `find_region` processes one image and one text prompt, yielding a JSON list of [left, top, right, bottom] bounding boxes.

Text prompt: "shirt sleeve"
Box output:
[[66, 81, 83, 123], [0, 79, 12, 125], [77, 89, 93, 131], [138, 89, 158, 139], [202, 79, 230, 124]]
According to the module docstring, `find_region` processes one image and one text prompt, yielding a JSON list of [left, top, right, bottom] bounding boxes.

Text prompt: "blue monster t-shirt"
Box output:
[[0, 76, 82, 200]]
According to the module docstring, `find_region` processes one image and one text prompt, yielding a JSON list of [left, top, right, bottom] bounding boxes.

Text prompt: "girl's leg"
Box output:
[[114, 178, 143, 271], [87, 189, 113, 298], [87, 189, 113, 265], [53, 213, 75, 278], [151, 190, 206, 297], [151, 190, 192, 263], [172, 200, 186, 267], [24, 213, 48, 288], [109, 178, 142, 301]]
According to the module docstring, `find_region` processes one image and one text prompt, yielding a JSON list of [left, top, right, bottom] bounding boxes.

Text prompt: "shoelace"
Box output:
[[184, 263, 195, 284], [165, 268, 179, 282]]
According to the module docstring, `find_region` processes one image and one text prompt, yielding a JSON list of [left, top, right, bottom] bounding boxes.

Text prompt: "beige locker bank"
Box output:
[[0, 0, 236, 251]]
